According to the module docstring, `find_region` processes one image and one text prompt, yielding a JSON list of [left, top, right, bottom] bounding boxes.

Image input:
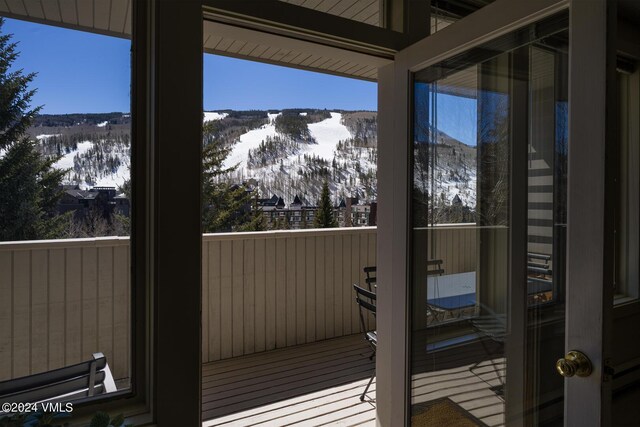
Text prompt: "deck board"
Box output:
[[202, 334, 506, 426], [207, 379, 376, 426], [202, 334, 375, 423]]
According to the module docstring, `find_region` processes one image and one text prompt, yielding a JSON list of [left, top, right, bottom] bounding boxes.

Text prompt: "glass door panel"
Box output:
[[409, 14, 568, 426]]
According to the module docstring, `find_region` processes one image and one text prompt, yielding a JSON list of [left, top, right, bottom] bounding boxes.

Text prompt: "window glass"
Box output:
[[410, 14, 568, 425], [0, 17, 131, 412], [614, 68, 640, 303]]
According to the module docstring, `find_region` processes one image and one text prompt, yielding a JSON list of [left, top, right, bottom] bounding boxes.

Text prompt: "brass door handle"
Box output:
[[556, 350, 593, 378]]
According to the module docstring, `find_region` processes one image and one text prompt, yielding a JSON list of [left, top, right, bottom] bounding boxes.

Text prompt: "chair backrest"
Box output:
[[353, 284, 376, 335], [426, 259, 444, 276], [0, 353, 116, 404], [363, 266, 376, 292], [527, 252, 552, 276]]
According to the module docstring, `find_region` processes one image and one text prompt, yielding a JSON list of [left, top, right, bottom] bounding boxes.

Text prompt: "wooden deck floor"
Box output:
[[202, 334, 376, 426], [202, 334, 506, 426]]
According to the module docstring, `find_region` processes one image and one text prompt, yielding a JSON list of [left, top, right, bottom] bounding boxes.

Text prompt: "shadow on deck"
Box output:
[[202, 331, 507, 426], [202, 334, 376, 426]]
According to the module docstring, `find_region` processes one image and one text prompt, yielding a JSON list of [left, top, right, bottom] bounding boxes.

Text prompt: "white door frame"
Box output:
[[565, 0, 615, 424]]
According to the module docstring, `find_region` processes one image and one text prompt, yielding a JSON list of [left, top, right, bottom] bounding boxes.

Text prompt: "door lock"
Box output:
[[556, 350, 593, 378]]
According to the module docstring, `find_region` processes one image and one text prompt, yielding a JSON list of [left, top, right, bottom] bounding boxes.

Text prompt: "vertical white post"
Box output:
[[376, 60, 410, 426]]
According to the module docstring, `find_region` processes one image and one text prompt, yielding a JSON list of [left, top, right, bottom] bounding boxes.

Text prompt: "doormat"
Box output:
[[411, 398, 488, 427]]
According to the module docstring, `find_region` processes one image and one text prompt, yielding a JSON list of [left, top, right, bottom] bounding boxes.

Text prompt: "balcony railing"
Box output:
[[0, 224, 478, 385], [0, 237, 130, 384], [202, 227, 377, 363]]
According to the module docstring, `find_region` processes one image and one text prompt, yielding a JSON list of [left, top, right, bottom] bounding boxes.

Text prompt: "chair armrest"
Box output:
[[93, 353, 117, 393]]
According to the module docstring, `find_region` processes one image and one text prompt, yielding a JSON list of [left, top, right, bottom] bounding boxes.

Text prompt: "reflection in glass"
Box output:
[[0, 18, 132, 404], [429, 0, 496, 34], [409, 15, 568, 426]]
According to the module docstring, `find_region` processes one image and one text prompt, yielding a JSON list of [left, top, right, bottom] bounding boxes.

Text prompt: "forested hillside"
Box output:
[[27, 109, 478, 212]]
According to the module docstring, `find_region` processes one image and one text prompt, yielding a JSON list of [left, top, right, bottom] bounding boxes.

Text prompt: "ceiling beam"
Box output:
[[203, 0, 407, 56], [203, 20, 390, 81]]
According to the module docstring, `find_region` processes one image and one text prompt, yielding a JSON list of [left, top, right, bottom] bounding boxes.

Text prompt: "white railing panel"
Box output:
[[0, 238, 130, 382], [0, 225, 477, 376], [201, 228, 379, 362]]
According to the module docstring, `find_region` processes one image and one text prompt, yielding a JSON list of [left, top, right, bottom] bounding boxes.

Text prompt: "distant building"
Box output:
[[335, 198, 348, 226], [57, 185, 129, 219], [257, 194, 317, 229], [335, 197, 377, 227], [288, 195, 316, 229], [258, 194, 287, 227], [253, 193, 376, 230]]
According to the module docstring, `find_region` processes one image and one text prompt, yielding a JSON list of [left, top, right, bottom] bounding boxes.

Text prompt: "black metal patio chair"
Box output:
[[468, 304, 507, 398], [353, 284, 377, 401], [363, 266, 377, 292]]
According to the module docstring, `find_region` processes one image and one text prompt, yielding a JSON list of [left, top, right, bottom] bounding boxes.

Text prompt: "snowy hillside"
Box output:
[[36, 131, 130, 189], [222, 111, 378, 204], [218, 110, 474, 209], [204, 112, 228, 122], [224, 112, 281, 170], [413, 130, 477, 209], [28, 110, 478, 212], [306, 112, 352, 160]]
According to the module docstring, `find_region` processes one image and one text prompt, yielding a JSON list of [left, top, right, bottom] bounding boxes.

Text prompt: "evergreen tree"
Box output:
[[0, 18, 68, 241], [119, 178, 131, 199], [280, 214, 290, 230], [238, 194, 267, 232], [202, 121, 254, 232], [314, 180, 337, 228]]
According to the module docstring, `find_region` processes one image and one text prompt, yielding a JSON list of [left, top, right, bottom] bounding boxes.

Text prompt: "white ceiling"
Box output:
[[0, 0, 132, 37], [278, 0, 381, 27], [203, 20, 388, 81]]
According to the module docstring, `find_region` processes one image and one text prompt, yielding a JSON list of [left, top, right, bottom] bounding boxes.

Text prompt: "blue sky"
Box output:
[[435, 93, 477, 146], [3, 17, 478, 146], [3, 18, 131, 114], [414, 83, 477, 146], [3, 17, 377, 114], [203, 55, 376, 111]]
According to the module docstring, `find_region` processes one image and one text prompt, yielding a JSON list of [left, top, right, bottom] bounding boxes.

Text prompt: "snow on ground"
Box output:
[[420, 162, 478, 208], [203, 112, 229, 122], [442, 176, 477, 207], [224, 112, 352, 171], [305, 113, 351, 160], [267, 113, 280, 122], [52, 140, 130, 190], [97, 121, 109, 127], [36, 134, 61, 140], [223, 114, 280, 169], [223, 111, 380, 202], [92, 163, 130, 188], [53, 141, 94, 170]]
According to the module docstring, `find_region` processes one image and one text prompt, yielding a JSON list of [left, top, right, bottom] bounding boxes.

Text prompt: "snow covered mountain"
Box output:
[[211, 110, 377, 204], [28, 110, 477, 210], [30, 114, 131, 189], [203, 109, 475, 209], [413, 128, 477, 210]]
